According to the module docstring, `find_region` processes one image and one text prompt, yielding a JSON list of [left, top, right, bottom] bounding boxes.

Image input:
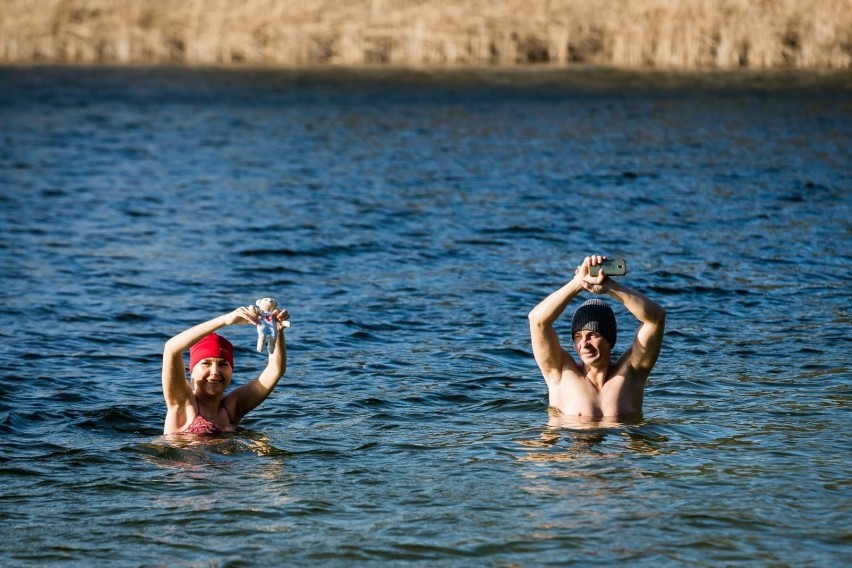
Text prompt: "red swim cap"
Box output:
[[189, 333, 234, 372]]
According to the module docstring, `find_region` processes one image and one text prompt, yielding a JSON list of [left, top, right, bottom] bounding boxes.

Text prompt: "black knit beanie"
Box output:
[[571, 299, 617, 347]]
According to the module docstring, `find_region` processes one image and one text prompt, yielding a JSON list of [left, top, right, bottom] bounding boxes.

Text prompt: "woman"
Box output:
[[161, 305, 289, 435]]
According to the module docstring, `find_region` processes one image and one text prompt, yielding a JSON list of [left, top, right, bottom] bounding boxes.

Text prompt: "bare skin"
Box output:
[[528, 255, 666, 418], [161, 306, 290, 435]]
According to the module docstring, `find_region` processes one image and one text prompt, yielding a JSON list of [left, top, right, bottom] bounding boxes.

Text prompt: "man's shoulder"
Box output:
[[550, 365, 585, 389], [609, 356, 652, 384]]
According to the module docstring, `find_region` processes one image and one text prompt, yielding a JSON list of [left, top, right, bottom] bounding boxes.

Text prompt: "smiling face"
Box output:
[[573, 329, 612, 366], [190, 357, 233, 396]]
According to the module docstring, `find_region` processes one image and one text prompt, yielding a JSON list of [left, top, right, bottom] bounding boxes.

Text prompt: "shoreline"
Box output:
[[3, 62, 850, 91]]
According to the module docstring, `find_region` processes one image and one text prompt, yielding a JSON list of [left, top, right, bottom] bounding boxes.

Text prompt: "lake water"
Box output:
[[0, 65, 850, 566]]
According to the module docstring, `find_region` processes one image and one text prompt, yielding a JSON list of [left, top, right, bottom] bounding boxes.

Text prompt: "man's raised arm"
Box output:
[[606, 280, 666, 374]]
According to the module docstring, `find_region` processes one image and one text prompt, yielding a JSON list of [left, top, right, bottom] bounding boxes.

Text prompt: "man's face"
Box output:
[[573, 329, 611, 365]]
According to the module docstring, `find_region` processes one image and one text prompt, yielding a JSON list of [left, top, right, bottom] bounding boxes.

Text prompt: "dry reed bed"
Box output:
[[2, 0, 850, 68]]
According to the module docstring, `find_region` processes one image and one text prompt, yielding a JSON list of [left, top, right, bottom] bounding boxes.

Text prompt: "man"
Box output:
[[161, 305, 289, 435], [528, 255, 665, 417]]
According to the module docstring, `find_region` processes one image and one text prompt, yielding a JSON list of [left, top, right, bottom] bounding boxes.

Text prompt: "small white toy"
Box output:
[[253, 297, 288, 354]]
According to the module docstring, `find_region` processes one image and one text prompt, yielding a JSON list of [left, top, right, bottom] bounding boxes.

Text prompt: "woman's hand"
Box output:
[[273, 308, 291, 331], [222, 306, 261, 326]]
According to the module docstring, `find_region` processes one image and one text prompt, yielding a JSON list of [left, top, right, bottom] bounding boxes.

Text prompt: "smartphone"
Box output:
[[589, 258, 627, 277]]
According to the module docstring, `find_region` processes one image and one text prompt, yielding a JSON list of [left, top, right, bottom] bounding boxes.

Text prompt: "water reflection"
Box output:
[[134, 429, 289, 468], [517, 409, 668, 461], [545, 410, 645, 430]]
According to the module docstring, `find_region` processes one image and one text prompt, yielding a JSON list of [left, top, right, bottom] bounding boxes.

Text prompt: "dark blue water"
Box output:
[[1, 66, 850, 566]]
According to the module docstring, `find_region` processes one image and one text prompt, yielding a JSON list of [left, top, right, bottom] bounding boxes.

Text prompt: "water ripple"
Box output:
[[0, 66, 849, 567]]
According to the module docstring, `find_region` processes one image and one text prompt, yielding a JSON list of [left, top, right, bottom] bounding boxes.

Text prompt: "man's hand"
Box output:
[[574, 255, 609, 294]]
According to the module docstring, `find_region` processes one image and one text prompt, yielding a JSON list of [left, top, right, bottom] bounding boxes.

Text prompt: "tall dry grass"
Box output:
[[1, 0, 850, 68]]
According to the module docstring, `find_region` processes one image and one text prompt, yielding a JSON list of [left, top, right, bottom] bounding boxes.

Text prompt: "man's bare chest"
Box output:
[[550, 373, 641, 416]]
